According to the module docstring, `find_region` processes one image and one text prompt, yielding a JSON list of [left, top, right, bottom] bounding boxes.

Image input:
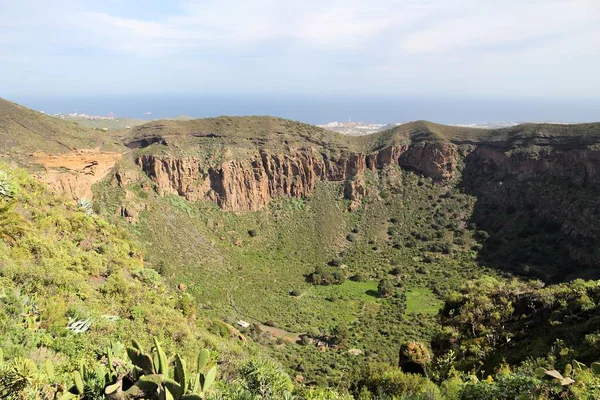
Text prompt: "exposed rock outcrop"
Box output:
[[344, 176, 367, 211], [470, 145, 600, 186], [32, 150, 122, 200], [399, 143, 458, 181], [136, 143, 458, 211]]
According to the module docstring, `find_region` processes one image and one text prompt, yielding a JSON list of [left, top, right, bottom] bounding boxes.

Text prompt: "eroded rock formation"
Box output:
[[136, 143, 458, 211], [32, 150, 122, 200]]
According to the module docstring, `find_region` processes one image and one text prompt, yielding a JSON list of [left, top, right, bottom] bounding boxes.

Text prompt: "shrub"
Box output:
[[378, 279, 395, 298], [399, 341, 432, 375], [357, 363, 442, 400], [238, 358, 294, 399], [351, 273, 368, 282], [328, 258, 342, 267], [331, 322, 349, 348], [132, 267, 163, 286]]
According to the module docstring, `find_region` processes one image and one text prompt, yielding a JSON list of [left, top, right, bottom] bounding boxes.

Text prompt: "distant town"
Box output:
[[47, 111, 117, 121], [316, 120, 529, 135], [317, 121, 394, 135], [41, 110, 572, 134]]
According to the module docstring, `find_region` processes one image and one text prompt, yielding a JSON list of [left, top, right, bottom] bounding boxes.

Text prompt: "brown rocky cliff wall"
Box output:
[[136, 143, 458, 211], [399, 143, 458, 181]]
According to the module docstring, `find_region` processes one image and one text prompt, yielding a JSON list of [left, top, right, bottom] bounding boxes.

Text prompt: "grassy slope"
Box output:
[[0, 163, 246, 380], [94, 162, 502, 384], [121, 116, 600, 160], [0, 98, 119, 156], [59, 115, 147, 131], [3, 95, 599, 159]]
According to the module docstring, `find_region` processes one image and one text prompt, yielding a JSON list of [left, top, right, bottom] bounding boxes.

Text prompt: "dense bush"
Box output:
[[377, 279, 395, 298]]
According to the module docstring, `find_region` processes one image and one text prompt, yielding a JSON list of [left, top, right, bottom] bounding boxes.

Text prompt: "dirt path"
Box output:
[[257, 324, 302, 343]]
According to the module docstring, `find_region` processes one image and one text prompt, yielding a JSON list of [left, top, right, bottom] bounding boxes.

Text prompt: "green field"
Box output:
[[405, 287, 444, 314]]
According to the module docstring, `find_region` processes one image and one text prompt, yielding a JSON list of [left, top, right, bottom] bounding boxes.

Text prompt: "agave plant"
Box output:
[[107, 337, 218, 399], [77, 198, 94, 216], [0, 357, 42, 398], [0, 171, 13, 198]]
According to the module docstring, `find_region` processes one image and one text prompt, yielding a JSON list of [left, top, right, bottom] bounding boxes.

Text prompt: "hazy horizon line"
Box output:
[[6, 94, 600, 125]]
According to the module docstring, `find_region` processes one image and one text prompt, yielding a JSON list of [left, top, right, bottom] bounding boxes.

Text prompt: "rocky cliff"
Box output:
[[135, 142, 458, 211]]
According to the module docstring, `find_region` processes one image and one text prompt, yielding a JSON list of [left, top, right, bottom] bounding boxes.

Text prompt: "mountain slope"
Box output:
[[0, 162, 247, 374], [111, 117, 600, 281], [0, 98, 108, 155]]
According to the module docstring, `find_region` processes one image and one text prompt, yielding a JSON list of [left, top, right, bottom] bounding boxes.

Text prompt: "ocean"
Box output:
[[10, 94, 600, 125]]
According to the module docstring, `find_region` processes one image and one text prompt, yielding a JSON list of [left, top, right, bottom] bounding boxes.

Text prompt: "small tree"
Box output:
[[351, 272, 368, 282], [399, 341, 432, 376], [331, 322, 349, 348], [378, 279, 395, 298]]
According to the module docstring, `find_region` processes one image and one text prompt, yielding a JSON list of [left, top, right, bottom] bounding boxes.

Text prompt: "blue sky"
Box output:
[[1, 0, 599, 99]]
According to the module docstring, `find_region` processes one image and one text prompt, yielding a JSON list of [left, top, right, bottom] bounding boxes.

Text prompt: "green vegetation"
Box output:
[[93, 167, 496, 386], [405, 288, 444, 315], [4, 97, 600, 398], [0, 98, 116, 155]]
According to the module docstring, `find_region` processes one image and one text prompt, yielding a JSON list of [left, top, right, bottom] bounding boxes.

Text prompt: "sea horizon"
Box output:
[[7, 94, 600, 126]]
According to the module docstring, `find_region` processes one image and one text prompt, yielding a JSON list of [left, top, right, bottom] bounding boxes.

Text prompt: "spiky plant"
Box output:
[[0, 357, 39, 397], [77, 198, 94, 217], [0, 170, 13, 198]]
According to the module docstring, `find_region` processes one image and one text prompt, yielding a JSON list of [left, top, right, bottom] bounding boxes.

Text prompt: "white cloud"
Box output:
[[0, 0, 599, 97], [402, 0, 600, 53], [64, 0, 441, 53]]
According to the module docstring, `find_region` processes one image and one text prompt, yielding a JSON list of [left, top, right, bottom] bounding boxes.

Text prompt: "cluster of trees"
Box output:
[[434, 276, 600, 373], [307, 266, 346, 286]]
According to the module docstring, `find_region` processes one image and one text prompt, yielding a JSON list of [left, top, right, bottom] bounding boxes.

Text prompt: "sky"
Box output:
[[1, 0, 599, 102]]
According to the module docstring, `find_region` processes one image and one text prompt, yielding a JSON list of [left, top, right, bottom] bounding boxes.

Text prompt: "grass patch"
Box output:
[[312, 280, 379, 303], [405, 287, 444, 315]]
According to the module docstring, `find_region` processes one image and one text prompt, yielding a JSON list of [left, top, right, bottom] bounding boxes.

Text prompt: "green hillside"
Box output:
[[0, 98, 121, 156], [3, 99, 600, 399], [122, 116, 600, 158]]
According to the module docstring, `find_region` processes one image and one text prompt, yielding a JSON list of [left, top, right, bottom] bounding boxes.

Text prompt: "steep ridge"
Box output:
[[135, 142, 457, 211], [0, 97, 102, 154], [125, 118, 600, 211]]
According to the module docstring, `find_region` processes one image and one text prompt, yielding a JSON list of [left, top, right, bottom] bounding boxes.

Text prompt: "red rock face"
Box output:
[[136, 144, 459, 211], [399, 143, 458, 182]]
